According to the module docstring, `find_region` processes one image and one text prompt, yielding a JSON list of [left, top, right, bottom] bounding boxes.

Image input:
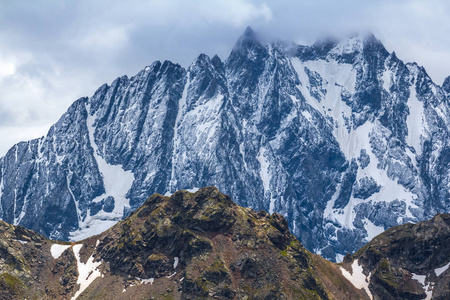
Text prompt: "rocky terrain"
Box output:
[[0, 27, 449, 261], [342, 213, 450, 300], [0, 187, 448, 299], [0, 187, 366, 299]]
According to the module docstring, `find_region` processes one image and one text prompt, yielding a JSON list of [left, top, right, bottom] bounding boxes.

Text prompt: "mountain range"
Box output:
[[0, 27, 449, 261]]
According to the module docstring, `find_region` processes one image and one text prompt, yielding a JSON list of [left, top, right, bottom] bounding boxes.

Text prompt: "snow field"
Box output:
[[71, 243, 102, 300], [340, 260, 373, 300]]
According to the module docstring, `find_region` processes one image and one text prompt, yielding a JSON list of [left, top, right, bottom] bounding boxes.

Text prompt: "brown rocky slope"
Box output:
[[0, 187, 448, 299]]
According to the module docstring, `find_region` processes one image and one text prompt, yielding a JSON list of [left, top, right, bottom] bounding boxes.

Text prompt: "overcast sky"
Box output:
[[0, 0, 449, 156]]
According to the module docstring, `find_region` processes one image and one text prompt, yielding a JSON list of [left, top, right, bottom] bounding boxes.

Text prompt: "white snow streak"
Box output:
[[13, 239, 28, 245], [406, 85, 425, 156], [257, 146, 274, 214], [51, 244, 71, 259], [69, 104, 135, 241], [381, 69, 392, 92], [71, 244, 102, 300], [173, 257, 179, 269], [340, 260, 373, 300]]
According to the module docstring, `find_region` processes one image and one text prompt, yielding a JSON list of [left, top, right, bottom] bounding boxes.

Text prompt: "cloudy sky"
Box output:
[[0, 0, 449, 155]]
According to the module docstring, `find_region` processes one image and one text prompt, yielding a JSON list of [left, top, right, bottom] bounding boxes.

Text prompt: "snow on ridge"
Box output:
[[340, 260, 373, 300], [69, 104, 135, 241], [71, 244, 102, 300], [329, 37, 364, 57], [51, 244, 71, 259]]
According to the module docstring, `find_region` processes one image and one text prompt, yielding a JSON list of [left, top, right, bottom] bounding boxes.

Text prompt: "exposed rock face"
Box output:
[[0, 187, 367, 299], [342, 213, 450, 300], [0, 220, 78, 299], [0, 27, 450, 261]]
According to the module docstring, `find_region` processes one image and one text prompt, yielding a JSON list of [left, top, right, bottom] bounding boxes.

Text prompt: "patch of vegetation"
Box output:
[[0, 273, 25, 295], [374, 258, 399, 289]]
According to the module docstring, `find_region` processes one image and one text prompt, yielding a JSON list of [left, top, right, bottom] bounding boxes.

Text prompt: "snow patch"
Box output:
[[173, 257, 179, 269], [335, 254, 345, 263], [412, 273, 432, 300], [301, 110, 313, 122], [340, 260, 373, 300], [136, 277, 154, 285], [71, 244, 102, 300], [362, 218, 384, 241], [381, 69, 392, 92], [435, 262, 450, 277], [257, 147, 270, 193], [12, 239, 28, 245], [51, 244, 71, 259]]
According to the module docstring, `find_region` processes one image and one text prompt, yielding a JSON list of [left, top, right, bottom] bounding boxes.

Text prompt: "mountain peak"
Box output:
[[443, 76, 450, 93], [232, 26, 262, 51], [243, 25, 255, 37]]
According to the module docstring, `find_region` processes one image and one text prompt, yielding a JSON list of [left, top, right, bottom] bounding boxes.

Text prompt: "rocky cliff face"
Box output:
[[0, 187, 368, 299], [0, 219, 77, 299], [0, 27, 449, 261], [341, 213, 450, 300]]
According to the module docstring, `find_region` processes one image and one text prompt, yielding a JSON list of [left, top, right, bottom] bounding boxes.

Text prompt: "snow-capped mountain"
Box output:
[[0, 27, 449, 261]]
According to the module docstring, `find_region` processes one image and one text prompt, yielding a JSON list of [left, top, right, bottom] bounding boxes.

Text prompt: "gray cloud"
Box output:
[[0, 0, 449, 155]]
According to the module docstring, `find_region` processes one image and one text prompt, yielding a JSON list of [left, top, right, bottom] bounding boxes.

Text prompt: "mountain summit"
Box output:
[[0, 28, 449, 262]]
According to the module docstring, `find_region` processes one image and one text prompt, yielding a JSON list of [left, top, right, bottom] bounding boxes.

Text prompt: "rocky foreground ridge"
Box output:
[[0, 187, 448, 299]]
